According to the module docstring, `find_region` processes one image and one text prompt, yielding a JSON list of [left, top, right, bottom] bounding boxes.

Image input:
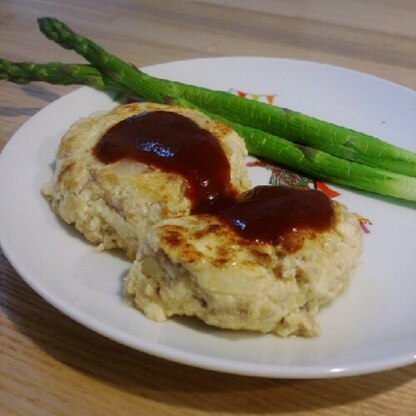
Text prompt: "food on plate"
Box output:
[[5, 18, 368, 337], [42, 97, 364, 337], [2, 17, 415, 201], [42, 102, 250, 259], [125, 186, 363, 337]]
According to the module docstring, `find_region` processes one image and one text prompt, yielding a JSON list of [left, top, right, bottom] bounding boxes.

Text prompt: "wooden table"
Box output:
[[1, 1, 415, 415]]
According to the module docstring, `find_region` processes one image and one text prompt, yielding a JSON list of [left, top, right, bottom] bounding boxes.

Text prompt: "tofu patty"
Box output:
[[42, 102, 250, 259], [124, 199, 363, 337]]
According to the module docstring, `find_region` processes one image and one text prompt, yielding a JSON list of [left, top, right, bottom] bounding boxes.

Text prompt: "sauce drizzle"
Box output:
[[94, 110, 334, 246], [204, 186, 335, 245], [94, 111, 234, 211]]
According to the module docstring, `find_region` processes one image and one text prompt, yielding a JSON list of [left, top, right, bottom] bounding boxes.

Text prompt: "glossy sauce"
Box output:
[[94, 110, 334, 245], [204, 186, 335, 245], [94, 111, 234, 210]]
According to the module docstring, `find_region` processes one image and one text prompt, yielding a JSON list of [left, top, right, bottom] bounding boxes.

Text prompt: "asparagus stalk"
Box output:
[[239, 125, 416, 202], [37, 17, 416, 178], [0, 58, 130, 95]]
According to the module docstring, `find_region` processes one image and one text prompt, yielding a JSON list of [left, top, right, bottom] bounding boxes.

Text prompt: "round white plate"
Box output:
[[0, 57, 415, 378]]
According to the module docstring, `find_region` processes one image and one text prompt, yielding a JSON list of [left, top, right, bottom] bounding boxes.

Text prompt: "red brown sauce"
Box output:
[[204, 186, 335, 245], [94, 111, 234, 209], [94, 110, 334, 245]]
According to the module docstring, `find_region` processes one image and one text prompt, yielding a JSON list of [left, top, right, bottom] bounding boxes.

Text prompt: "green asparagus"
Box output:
[[0, 58, 129, 95], [37, 17, 416, 178]]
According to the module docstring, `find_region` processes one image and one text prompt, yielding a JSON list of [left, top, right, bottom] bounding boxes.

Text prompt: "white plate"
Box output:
[[0, 57, 415, 378]]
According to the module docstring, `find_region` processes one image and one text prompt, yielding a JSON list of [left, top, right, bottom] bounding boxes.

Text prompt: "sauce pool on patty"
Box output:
[[94, 110, 335, 247]]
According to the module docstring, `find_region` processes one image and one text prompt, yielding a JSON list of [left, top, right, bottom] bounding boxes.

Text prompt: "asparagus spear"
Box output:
[[0, 58, 130, 95], [240, 124, 416, 202], [37, 17, 416, 178]]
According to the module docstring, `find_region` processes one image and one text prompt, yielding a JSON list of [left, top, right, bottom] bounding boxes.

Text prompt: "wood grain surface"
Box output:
[[1, 1, 415, 415]]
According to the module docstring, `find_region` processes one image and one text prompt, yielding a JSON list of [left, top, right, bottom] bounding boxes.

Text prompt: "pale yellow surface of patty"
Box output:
[[42, 102, 251, 259], [124, 200, 363, 337]]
